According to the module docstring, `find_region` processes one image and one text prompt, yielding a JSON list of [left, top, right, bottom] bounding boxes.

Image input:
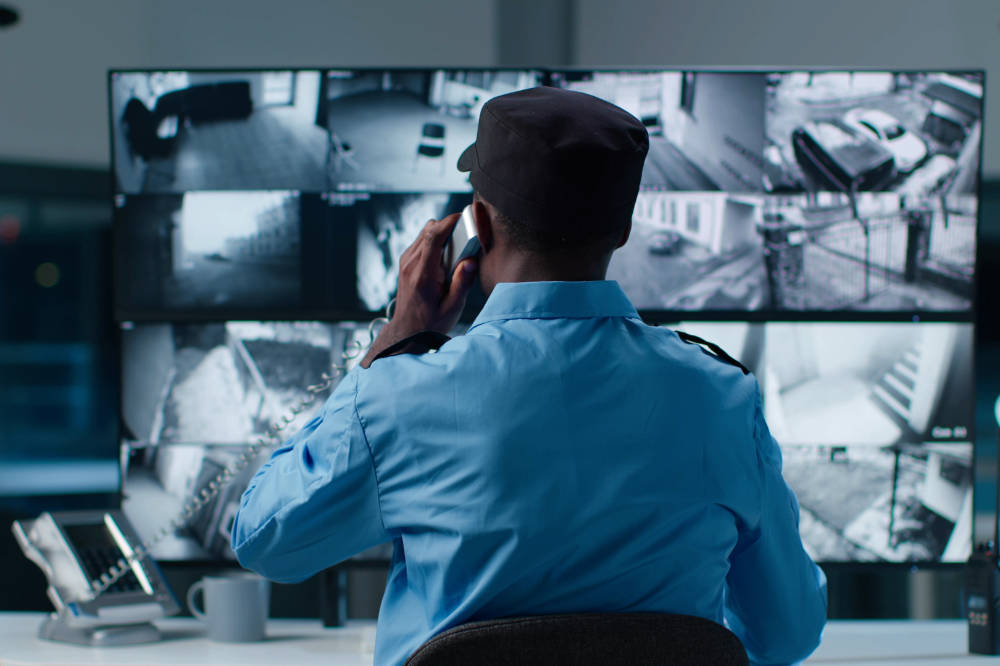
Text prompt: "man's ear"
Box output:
[[471, 198, 494, 253], [616, 218, 632, 249]]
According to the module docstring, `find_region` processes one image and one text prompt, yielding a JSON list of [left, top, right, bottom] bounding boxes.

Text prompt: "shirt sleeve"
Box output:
[[724, 387, 828, 666], [231, 367, 390, 583]]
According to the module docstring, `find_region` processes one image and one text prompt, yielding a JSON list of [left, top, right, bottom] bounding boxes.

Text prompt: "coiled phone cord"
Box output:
[[84, 304, 394, 600]]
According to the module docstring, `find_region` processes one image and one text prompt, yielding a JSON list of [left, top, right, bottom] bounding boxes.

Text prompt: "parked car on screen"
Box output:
[[843, 108, 928, 173], [791, 120, 896, 192], [648, 229, 682, 255]]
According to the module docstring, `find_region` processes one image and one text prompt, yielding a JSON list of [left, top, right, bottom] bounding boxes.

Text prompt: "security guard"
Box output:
[[233, 87, 827, 666]]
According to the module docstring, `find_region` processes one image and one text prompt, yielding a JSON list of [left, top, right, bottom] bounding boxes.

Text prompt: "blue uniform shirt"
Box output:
[[232, 281, 827, 666]]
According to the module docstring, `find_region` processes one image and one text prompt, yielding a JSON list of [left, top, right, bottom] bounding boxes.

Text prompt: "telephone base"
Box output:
[[39, 614, 162, 646]]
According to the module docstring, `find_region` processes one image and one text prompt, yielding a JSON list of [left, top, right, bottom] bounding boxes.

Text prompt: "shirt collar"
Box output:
[[468, 280, 639, 330]]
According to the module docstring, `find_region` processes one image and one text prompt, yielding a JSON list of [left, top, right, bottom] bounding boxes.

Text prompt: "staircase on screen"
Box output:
[[871, 341, 921, 430]]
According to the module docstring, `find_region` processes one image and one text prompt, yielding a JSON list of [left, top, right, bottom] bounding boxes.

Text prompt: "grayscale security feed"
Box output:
[[354, 193, 472, 312], [121, 321, 363, 447], [761, 323, 972, 447], [550, 71, 766, 191], [765, 72, 982, 196], [322, 69, 541, 192], [609, 191, 975, 312], [115, 192, 301, 311], [120, 321, 387, 561], [784, 443, 971, 563], [112, 71, 330, 193], [674, 321, 972, 563], [119, 320, 466, 561]]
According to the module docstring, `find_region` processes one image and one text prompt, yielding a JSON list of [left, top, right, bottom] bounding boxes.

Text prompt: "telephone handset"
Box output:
[[443, 205, 481, 274], [12, 510, 180, 645]]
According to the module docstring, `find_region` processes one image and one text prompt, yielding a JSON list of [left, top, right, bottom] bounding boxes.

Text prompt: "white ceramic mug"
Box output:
[[186, 571, 270, 642]]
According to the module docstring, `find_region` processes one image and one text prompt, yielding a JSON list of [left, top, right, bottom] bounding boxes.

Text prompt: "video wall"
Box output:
[[111, 68, 983, 564]]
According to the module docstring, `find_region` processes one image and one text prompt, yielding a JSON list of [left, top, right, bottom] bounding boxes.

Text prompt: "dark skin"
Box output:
[[361, 195, 631, 368]]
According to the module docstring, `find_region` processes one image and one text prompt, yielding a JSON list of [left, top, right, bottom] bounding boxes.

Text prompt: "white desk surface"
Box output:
[[0, 613, 994, 665], [0, 613, 375, 666]]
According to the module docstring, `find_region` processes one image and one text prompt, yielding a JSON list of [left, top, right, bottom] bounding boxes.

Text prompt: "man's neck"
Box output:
[[490, 250, 611, 284]]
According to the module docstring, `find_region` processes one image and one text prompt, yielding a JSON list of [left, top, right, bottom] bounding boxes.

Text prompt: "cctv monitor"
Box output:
[[109, 68, 982, 565]]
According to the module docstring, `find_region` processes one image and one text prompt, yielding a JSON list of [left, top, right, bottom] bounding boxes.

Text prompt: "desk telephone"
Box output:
[[11, 209, 478, 646], [12, 510, 180, 645]]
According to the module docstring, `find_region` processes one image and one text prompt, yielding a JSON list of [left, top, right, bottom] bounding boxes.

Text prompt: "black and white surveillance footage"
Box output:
[[115, 192, 302, 312], [112, 71, 329, 193], [121, 321, 354, 446], [763, 322, 972, 447], [610, 191, 975, 313], [121, 442, 269, 560], [551, 71, 766, 192], [609, 191, 766, 310], [764, 71, 982, 197], [119, 320, 368, 560], [755, 192, 975, 312], [323, 69, 541, 192], [352, 192, 472, 312], [782, 443, 971, 563]]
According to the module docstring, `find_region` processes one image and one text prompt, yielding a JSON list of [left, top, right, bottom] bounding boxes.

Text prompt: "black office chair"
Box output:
[[404, 613, 749, 666]]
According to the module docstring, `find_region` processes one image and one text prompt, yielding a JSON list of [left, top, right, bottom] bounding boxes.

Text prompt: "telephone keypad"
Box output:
[[78, 547, 142, 594]]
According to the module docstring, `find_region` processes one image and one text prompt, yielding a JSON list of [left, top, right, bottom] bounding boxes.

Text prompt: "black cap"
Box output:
[[458, 86, 649, 239]]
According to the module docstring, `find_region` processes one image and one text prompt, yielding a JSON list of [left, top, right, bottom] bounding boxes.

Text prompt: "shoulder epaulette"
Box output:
[[372, 330, 451, 362], [675, 330, 750, 375]]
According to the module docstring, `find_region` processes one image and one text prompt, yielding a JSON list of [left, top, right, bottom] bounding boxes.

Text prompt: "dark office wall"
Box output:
[[0, 162, 116, 611], [0, 164, 117, 462]]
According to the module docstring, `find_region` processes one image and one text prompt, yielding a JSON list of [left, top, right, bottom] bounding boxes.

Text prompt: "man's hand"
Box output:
[[361, 213, 479, 368]]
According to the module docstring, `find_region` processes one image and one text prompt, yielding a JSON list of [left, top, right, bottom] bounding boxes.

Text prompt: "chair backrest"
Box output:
[[404, 613, 749, 666], [421, 122, 446, 139]]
